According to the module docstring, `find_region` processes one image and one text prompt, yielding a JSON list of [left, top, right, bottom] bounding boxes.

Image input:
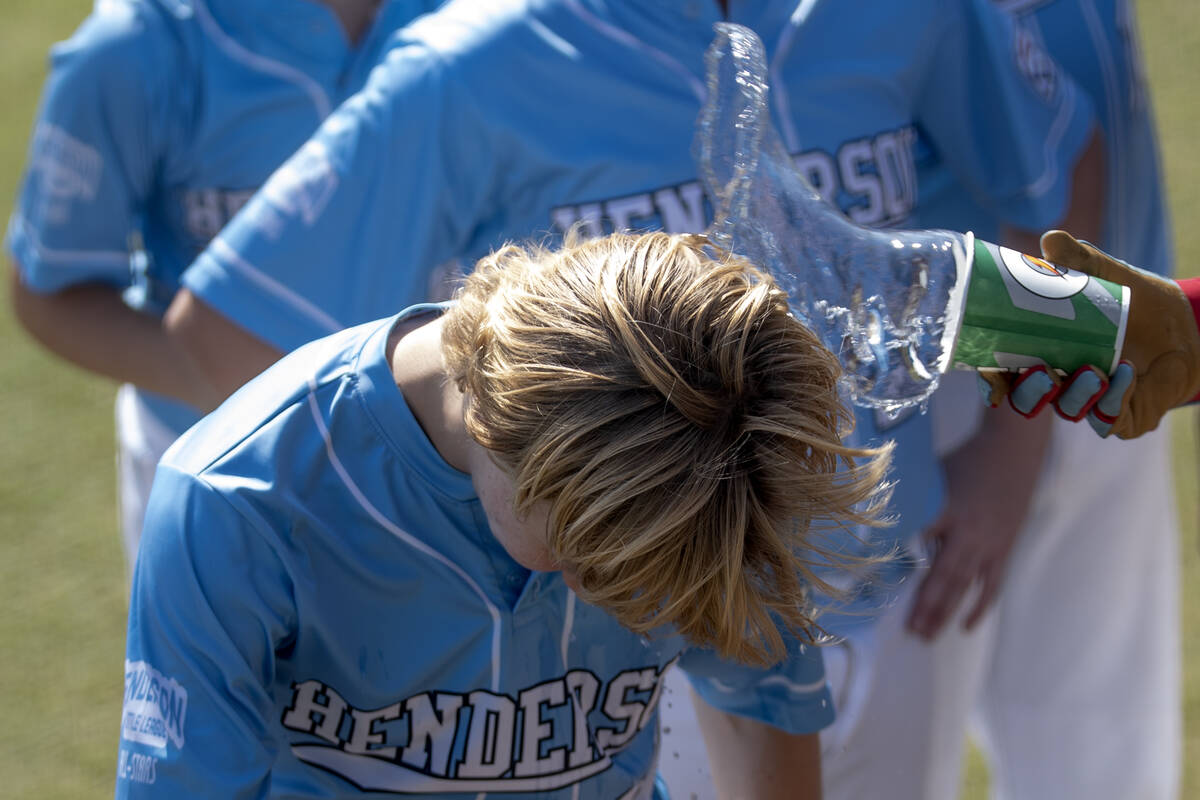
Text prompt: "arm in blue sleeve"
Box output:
[[181, 38, 500, 353], [675, 634, 833, 735], [7, 5, 175, 292], [917, 0, 1096, 231], [117, 466, 296, 798]]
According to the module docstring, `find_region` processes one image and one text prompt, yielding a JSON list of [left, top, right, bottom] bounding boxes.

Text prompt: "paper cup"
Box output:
[[950, 239, 1129, 375]]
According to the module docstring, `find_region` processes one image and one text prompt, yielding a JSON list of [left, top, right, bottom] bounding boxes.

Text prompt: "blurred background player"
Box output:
[[918, 1, 1181, 797], [6, 0, 437, 570], [150, 1, 1099, 797], [737, 6, 1100, 799], [116, 231, 893, 799]]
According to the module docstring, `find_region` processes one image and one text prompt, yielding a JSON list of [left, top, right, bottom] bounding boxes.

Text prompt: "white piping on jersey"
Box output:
[[207, 237, 343, 335], [561, 0, 707, 103], [770, 0, 821, 153], [305, 378, 504, 694], [705, 672, 826, 696], [758, 673, 827, 694], [562, 590, 580, 800], [993, 0, 1054, 13], [191, 0, 333, 119], [9, 215, 130, 269], [1025, 75, 1075, 200], [1079, 0, 1125, 255], [1003, 6, 1081, 203], [561, 589, 577, 669]]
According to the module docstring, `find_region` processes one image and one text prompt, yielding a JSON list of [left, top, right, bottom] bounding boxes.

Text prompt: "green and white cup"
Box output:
[[946, 237, 1129, 376]]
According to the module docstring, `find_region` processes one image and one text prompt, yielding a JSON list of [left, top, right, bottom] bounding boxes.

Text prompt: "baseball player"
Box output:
[[116, 230, 892, 798], [916, 2, 1183, 796], [153, 1, 1097, 798], [6, 0, 437, 568]]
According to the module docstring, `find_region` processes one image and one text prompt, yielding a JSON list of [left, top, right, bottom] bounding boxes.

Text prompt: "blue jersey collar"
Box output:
[[355, 305, 479, 503]]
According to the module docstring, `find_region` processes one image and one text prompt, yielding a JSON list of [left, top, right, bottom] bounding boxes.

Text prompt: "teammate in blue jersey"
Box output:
[[119, 231, 894, 799], [913, 2, 1182, 797], [6, 0, 437, 567], [151, 1, 1099, 797]]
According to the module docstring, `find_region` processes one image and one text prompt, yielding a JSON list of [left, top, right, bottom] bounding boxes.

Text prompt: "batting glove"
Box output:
[[979, 231, 1200, 439]]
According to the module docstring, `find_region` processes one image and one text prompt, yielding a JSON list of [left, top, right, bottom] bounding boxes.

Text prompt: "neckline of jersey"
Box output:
[[355, 305, 479, 503]]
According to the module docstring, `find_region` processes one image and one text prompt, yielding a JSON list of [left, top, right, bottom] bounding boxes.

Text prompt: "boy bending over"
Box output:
[[117, 232, 890, 799]]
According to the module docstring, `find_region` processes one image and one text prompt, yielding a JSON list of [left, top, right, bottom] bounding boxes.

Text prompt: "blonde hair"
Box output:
[[442, 231, 892, 665]]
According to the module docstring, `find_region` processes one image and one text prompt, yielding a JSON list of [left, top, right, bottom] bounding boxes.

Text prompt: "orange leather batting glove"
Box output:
[[1034, 230, 1200, 438]]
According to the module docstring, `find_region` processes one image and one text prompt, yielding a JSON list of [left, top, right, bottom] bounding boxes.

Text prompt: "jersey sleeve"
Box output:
[[117, 465, 296, 798], [916, 0, 1097, 231], [6, 4, 175, 293], [181, 37, 501, 353], [674, 633, 833, 734]]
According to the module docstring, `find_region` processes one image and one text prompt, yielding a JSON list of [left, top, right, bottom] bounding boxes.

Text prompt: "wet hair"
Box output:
[[441, 230, 892, 665]]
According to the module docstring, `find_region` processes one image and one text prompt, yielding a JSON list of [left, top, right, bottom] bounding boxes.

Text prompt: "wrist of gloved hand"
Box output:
[[1176, 276, 1200, 405]]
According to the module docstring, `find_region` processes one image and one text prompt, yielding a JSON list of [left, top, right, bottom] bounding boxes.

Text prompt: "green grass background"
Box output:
[[0, 1, 1195, 796]]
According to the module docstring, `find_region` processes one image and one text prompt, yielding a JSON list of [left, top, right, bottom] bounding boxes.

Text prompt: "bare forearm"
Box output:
[[946, 404, 1052, 524], [10, 267, 222, 410], [692, 691, 822, 800], [164, 288, 284, 408]]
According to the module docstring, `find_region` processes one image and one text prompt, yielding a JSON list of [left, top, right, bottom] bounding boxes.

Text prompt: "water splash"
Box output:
[[697, 23, 972, 411]]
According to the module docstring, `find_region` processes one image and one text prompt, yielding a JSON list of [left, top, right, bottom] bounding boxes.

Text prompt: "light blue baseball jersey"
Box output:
[[117, 304, 833, 798], [6, 0, 436, 434], [917, 0, 1171, 276], [180, 0, 1095, 602]]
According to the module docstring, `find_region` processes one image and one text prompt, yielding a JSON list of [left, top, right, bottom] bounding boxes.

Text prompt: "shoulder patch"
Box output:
[[122, 660, 188, 752], [29, 123, 103, 225]]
